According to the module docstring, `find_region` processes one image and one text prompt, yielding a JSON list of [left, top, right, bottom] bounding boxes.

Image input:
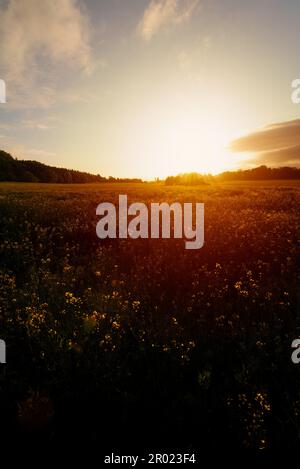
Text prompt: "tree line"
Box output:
[[0, 150, 142, 183], [2, 149, 300, 184], [165, 166, 300, 185]]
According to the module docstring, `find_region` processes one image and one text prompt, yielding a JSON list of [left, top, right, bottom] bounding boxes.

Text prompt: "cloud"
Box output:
[[247, 145, 300, 167], [230, 119, 300, 167], [0, 142, 56, 162], [0, 115, 58, 131], [20, 119, 53, 130], [0, 0, 93, 108], [26, 148, 57, 159], [230, 119, 300, 153], [138, 0, 199, 41]]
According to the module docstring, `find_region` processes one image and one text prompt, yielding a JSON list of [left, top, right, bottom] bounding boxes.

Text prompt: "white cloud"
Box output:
[[1, 142, 57, 162], [27, 148, 57, 159], [138, 0, 199, 41], [0, 0, 93, 108], [177, 35, 212, 75], [20, 119, 53, 130]]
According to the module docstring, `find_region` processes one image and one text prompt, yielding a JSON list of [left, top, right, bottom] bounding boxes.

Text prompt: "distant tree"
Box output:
[[165, 173, 208, 186], [217, 165, 300, 181]]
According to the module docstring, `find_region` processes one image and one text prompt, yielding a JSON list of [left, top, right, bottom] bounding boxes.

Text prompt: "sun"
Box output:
[[157, 116, 235, 175], [125, 104, 241, 179]]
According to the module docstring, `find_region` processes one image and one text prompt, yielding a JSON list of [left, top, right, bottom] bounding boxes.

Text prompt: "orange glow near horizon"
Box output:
[[120, 103, 248, 179]]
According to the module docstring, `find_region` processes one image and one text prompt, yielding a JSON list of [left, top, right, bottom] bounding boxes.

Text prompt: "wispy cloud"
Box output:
[[0, 0, 93, 108], [0, 115, 58, 131], [138, 0, 199, 41], [230, 120, 300, 153], [230, 119, 300, 167], [247, 145, 300, 167], [26, 148, 57, 159], [0, 142, 56, 162], [20, 119, 53, 131]]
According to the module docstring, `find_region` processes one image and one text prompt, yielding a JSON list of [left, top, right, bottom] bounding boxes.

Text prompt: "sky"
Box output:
[[0, 0, 300, 179]]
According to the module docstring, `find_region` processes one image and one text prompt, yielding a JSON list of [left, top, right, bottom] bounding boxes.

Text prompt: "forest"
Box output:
[[0, 150, 142, 184]]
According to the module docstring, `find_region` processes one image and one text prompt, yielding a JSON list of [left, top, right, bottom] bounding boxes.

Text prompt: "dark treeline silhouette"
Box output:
[[107, 175, 144, 183], [217, 165, 300, 181], [0, 150, 143, 183], [165, 172, 209, 186], [3, 149, 300, 185], [165, 165, 300, 185]]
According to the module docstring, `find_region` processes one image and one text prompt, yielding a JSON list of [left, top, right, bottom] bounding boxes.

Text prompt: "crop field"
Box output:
[[0, 181, 300, 450]]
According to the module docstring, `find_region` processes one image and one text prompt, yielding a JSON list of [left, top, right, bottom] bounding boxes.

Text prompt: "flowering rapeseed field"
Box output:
[[0, 181, 300, 450]]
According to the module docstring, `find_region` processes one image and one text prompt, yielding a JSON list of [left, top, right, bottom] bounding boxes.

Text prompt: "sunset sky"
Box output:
[[1, 0, 300, 179]]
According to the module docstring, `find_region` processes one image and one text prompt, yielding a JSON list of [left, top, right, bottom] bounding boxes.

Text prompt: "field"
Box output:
[[1, 180, 300, 451]]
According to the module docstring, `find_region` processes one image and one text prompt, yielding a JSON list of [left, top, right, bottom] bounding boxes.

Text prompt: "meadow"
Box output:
[[0, 180, 300, 451]]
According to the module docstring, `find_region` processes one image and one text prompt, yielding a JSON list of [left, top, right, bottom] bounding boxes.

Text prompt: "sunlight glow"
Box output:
[[126, 104, 243, 178]]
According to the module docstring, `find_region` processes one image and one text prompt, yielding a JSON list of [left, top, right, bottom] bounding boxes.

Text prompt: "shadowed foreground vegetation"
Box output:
[[0, 181, 300, 451]]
